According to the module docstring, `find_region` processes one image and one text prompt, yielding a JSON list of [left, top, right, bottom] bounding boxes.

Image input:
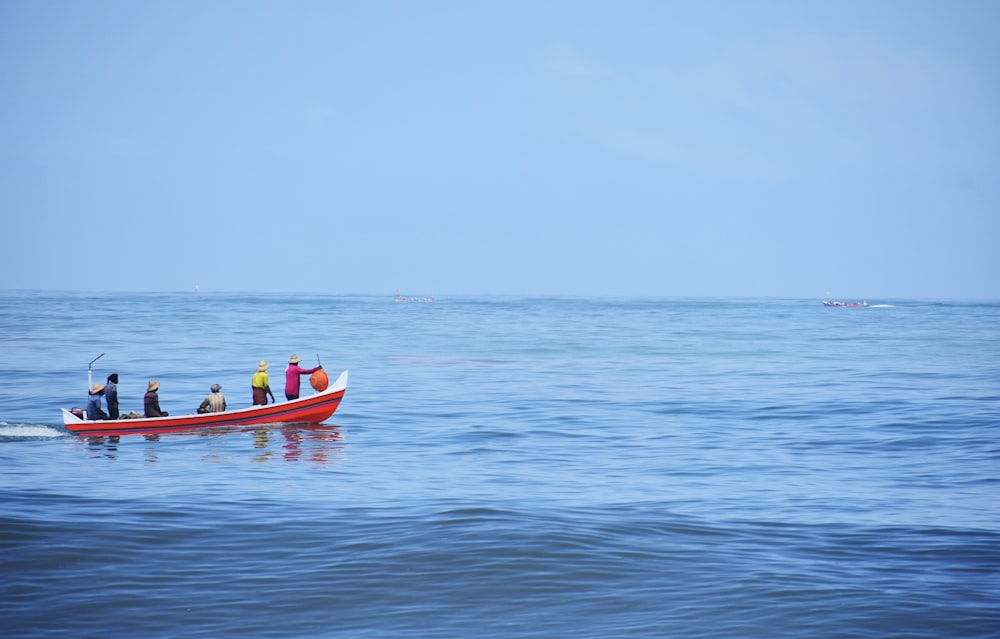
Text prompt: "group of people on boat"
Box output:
[[86, 376, 183, 420], [83, 354, 323, 421], [86, 373, 120, 420], [251, 354, 322, 405]]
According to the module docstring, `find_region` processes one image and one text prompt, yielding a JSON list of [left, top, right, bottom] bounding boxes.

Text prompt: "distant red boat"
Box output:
[[62, 370, 348, 437]]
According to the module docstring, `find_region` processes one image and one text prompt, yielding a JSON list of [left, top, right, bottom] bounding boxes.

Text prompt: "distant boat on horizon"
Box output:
[[394, 289, 436, 303]]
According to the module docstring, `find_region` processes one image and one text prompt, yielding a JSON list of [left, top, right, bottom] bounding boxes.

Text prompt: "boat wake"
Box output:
[[0, 422, 66, 440]]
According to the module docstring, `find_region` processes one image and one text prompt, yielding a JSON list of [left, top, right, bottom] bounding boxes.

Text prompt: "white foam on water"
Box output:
[[0, 423, 65, 438]]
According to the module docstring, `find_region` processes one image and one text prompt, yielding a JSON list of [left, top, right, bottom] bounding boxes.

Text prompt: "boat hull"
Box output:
[[63, 370, 348, 437]]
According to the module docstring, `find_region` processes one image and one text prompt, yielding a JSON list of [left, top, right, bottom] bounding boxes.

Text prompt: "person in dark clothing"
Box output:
[[144, 380, 169, 417], [105, 373, 120, 419], [86, 384, 109, 420]]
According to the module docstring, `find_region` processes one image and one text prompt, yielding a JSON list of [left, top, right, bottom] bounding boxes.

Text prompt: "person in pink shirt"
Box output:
[[284, 354, 322, 401]]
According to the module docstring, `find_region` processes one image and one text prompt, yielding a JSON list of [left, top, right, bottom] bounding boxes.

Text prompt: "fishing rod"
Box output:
[[88, 353, 105, 392]]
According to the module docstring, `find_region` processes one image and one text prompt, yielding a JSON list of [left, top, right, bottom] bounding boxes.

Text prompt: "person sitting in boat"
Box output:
[[251, 361, 275, 405], [86, 384, 110, 420], [105, 373, 120, 419], [144, 380, 169, 417], [198, 383, 227, 413], [284, 354, 322, 401]]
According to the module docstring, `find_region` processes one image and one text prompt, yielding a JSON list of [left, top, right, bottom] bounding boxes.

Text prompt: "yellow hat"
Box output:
[[90, 383, 105, 394], [147, 380, 160, 392], [257, 360, 269, 372], [288, 354, 301, 364]]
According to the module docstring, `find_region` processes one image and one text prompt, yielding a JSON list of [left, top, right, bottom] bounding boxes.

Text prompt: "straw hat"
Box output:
[[147, 380, 160, 392], [90, 383, 105, 394], [288, 354, 302, 364], [257, 360, 269, 372], [210, 383, 222, 392]]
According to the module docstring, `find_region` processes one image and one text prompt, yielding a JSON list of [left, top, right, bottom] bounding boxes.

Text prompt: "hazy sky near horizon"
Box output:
[[2, 1, 997, 299]]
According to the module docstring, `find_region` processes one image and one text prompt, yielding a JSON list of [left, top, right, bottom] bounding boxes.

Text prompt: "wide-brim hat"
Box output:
[[211, 383, 222, 392], [147, 380, 160, 392], [257, 361, 269, 372], [90, 383, 105, 394], [288, 354, 301, 364]]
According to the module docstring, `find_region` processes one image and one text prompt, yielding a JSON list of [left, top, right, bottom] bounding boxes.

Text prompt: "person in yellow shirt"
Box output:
[[251, 361, 275, 405]]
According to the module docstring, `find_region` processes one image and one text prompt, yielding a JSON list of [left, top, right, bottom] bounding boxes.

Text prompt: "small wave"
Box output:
[[0, 422, 65, 440]]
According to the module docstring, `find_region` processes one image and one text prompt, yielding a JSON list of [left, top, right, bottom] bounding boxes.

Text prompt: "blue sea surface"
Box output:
[[1, 291, 998, 638]]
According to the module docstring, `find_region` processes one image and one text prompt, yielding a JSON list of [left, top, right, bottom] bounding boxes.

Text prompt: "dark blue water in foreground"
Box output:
[[1, 291, 998, 638]]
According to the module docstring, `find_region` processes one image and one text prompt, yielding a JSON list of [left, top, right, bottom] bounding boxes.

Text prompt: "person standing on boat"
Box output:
[[105, 373, 120, 419], [86, 384, 109, 420], [252, 360, 275, 405], [284, 354, 322, 401], [198, 383, 227, 413], [144, 380, 169, 417]]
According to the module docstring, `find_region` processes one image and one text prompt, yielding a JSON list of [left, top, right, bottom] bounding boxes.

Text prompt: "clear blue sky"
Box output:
[[2, 1, 997, 299]]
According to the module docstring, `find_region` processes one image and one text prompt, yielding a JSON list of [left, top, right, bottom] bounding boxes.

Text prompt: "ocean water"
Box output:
[[0, 291, 997, 638]]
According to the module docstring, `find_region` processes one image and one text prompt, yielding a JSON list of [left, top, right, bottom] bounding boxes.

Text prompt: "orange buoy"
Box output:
[[310, 369, 329, 392]]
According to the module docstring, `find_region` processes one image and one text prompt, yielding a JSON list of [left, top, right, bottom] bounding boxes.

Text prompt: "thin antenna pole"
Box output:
[[88, 353, 105, 391]]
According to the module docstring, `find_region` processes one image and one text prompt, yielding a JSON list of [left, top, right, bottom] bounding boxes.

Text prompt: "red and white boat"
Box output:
[[62, 370, 348, 437]]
